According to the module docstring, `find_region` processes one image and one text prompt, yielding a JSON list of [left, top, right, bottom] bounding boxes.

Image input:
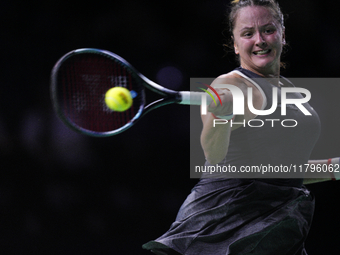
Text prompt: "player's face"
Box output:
[[232, 6, 285, 76]]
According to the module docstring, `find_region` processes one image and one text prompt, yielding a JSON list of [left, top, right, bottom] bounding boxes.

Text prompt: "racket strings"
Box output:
[[58, 53, 143, 133]]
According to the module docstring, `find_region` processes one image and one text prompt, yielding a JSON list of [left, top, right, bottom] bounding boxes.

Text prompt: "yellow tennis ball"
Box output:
[[105, 87, 133, 112]]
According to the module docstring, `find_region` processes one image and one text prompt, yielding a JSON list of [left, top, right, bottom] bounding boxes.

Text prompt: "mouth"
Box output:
[[253, 49, 271, 55]]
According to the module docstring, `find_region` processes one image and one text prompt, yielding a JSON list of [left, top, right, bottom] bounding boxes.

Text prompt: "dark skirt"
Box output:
[[142, 179, 314, 255]]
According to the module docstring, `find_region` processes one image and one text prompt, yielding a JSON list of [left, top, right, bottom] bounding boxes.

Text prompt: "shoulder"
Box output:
[[214, 71, 265, 120], [211, 71, 255, 94]]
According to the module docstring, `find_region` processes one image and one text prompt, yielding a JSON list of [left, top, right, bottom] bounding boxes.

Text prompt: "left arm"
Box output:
[[303, 157, 340, 184]]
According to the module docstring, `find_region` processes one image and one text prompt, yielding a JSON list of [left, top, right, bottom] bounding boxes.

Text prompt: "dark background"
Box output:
[[1, 0, 340, 254]]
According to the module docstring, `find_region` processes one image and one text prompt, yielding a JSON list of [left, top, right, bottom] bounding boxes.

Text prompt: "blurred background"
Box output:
[[0, 0, 339, 254]]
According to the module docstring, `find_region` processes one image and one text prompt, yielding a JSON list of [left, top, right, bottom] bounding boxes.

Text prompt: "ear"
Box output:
[[282, 27, 286, 45], [232, 36, 239, 54]]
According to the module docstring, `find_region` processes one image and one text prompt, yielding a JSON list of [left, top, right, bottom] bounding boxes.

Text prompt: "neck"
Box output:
[[240, 65, 281, 87]]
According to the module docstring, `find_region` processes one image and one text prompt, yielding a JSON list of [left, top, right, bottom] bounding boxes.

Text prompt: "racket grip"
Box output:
[[179, 91, 213, 105]]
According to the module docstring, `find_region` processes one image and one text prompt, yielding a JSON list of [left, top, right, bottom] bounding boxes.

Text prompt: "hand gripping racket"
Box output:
[[50, 48, 212, 137]]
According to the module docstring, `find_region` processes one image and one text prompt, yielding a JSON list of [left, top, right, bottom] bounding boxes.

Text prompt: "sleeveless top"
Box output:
[[142, 67, 317, 254], [202, 67, 321, 187]]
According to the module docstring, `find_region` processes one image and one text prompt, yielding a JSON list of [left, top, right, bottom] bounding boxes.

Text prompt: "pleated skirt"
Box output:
[[142, 178, 314, 255]]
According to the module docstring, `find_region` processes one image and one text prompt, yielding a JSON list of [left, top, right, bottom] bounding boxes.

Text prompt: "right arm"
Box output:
[[200, 74, 263, 165], [200, 111, 233, 165]]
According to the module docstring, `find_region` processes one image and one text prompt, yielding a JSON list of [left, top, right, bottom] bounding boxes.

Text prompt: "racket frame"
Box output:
[[50, 48, 189, 137]]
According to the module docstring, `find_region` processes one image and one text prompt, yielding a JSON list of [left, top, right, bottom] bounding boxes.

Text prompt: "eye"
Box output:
[[264, 28, 275, 34], [243, 32, 253, 37]]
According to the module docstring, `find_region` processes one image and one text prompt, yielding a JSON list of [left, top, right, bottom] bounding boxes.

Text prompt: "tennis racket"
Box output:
[[50, 48, 212, 137]]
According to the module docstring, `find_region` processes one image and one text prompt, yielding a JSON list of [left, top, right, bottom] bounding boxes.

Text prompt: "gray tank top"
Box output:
[[203, 67, 321, 187]]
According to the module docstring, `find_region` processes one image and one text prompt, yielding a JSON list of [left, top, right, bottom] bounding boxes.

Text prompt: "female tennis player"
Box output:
[[143, 0, 339, 254]]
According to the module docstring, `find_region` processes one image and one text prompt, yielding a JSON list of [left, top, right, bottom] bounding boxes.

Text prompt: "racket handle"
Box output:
[[179, 91, 213, 105]]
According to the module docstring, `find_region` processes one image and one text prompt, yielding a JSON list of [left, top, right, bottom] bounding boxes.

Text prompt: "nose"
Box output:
[[255, 32, 267, 47]]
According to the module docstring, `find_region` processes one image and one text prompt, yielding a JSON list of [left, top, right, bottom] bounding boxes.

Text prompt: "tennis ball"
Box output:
[[105, 87, 133, 112]]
